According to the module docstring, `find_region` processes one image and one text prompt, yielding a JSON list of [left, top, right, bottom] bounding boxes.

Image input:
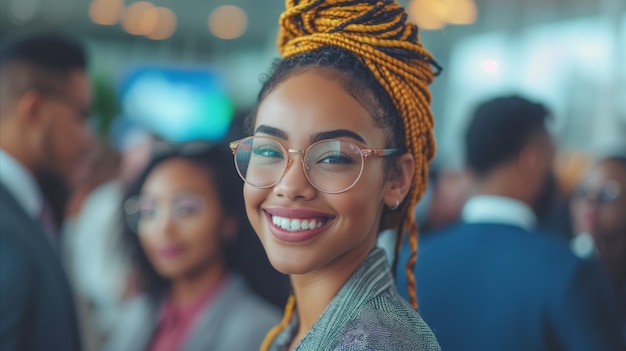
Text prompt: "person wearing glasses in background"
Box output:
[[0, 33, 93, 351], [229, 0, 441, 349], [104, 142, 282, 351], [570, 154, 626, 341]]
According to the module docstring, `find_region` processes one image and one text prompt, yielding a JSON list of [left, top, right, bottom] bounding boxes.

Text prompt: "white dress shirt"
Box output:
[[0, 148, 43, 219], [462, 195, 537, 231]]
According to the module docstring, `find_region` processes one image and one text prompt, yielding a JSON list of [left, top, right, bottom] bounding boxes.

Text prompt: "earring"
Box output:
[[390, 199, 400, 210]]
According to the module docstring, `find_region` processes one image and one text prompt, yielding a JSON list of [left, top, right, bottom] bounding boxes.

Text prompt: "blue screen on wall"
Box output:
[[119, 66, 234, 142]]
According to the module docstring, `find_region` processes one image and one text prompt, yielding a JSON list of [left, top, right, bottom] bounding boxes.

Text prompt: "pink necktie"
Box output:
[[39, 203, 58, 243]]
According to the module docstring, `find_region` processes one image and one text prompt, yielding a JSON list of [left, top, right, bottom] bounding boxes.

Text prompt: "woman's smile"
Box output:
[[264, 207, 336, 243]]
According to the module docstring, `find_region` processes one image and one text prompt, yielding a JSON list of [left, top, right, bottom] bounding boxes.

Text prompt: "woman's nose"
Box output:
[[150, 212, 178, 238], [272, 159, 317, 201]]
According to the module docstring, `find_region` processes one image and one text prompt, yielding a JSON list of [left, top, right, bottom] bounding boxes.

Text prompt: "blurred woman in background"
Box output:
[[105, 142, 281, 351], [570, 155, 626, 340]]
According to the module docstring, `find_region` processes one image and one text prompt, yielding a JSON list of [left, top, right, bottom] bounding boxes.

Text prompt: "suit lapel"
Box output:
[[0, 183, 59, 262], [181, 276, 242, 351]]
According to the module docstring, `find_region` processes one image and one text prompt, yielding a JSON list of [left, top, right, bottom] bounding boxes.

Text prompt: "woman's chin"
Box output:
[[266, 251, 313, 276]]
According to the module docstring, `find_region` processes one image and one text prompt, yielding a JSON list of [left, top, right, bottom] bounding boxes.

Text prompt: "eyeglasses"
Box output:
[[124, 193, 207, 234], [229, 136, 399, 194], [572, 180, 623, 204]]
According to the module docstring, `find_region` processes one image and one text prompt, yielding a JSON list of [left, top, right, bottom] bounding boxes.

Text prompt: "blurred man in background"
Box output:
[[0, 33, 93, 351], [397, 95, 625, 350], [63, 120, 155, 350], [570, 154, 626, 340]]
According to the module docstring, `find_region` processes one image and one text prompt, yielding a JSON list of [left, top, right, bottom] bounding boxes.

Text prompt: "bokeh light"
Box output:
[[89, 0, 124, 26], [408, 0, 447, 30], [208, 5, 248, 40], [443, 0, 477, 25], [482, 60, 499, 73], [137, 6, 159, 35], [8, 0, 40, 25], [408, 0, 478, 30], [121, 1, 154, 35], [145, 7, 177, 40]]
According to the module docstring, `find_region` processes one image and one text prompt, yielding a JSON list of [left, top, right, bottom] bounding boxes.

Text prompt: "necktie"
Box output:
[[39, 202, 58, 244]]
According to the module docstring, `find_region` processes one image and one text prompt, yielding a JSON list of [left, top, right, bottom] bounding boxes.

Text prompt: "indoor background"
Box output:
[[1, 0, 624, 181]]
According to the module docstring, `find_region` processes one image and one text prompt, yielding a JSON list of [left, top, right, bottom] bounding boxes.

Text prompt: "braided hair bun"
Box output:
[[279, 0, 439, 308]]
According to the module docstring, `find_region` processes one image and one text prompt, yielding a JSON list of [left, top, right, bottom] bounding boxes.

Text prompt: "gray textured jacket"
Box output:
[[270, 248, 441, 351], [104, 275, 281, 351]]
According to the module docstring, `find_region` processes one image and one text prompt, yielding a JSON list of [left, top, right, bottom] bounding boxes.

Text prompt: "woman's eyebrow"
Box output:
[[254, 126, 365, 144], [254, 125, 287, 139], [312, 129, 365, 143]]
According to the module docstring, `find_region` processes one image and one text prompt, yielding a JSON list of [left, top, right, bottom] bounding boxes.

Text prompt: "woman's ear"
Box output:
[[383, 153, 415, 209]]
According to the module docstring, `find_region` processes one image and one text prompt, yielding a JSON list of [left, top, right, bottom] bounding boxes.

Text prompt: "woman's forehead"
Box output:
[[587, 160, 626, 186], [255, 71, 384, 144]]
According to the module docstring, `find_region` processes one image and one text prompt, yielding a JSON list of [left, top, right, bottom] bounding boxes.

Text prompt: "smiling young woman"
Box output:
[[230, 0, 442, 350]]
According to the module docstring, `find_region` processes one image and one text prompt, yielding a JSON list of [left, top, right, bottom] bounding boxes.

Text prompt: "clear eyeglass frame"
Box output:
[[572, 180, 623, 204], [229, 135, 399, 194], [123, 193, 207, 234]]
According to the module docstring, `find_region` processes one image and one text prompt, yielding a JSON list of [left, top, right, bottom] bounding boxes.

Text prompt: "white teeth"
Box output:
[[271, 215, 325, 232], [290, 219, 300, 231]]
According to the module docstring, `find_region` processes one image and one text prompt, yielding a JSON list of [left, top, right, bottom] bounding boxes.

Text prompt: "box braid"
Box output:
[[257, 1, 440, 348]]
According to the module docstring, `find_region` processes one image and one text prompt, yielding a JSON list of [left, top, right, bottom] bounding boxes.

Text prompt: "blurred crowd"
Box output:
[[0, 31, 624, 351]]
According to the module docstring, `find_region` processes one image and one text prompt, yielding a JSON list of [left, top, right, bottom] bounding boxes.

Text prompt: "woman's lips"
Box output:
[[157, 245, 185, 258], [263, 208, 335, 243], [577, 210, 597, 232]]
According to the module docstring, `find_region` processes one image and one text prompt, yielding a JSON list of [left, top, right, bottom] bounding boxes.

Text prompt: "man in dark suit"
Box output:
[[0, 33, 93, 351], [397, 96, 626, 350]]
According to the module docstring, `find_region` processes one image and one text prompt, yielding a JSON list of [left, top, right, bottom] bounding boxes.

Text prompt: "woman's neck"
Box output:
[[289, 246, 372, 336], [170, 262, 227, 306]]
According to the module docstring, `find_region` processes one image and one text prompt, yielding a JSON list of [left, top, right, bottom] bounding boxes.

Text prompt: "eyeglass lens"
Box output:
[[234, 137, 365, 193], [124, 194, 205, 234], [573, 180, 622, 204]]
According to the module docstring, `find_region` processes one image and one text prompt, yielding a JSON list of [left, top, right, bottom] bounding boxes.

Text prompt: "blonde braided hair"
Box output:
[[259, 0, 439, 348]]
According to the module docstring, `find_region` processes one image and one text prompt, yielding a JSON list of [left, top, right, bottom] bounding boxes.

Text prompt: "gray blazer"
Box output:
[[269, 248, 440, 351], [0, 184, 83, 351], [105, 275, 282, 351]]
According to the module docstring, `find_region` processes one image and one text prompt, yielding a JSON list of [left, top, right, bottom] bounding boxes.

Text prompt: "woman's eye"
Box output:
[[598, 191, 618, 203], [174, 201, 201, 216], [253, 147, 283, 159], [317, 153, 354, 164], [175, 204, 201, 216], [139, 208, 156, 219]]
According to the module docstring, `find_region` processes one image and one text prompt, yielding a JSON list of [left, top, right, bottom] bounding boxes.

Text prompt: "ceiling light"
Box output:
[[8, 0, 40, 25], [408, 0, 447, 30], [122, 1, 154, 35], [146, 7, 177, 40], [89, 0, 124, 26], [208, 5, 248, 40], [442, 0, 477, 25]]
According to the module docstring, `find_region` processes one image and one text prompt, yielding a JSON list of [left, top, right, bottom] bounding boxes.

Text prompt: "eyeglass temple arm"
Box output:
[[229, 141, 239, 155], [362, 148, 399, 159]]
